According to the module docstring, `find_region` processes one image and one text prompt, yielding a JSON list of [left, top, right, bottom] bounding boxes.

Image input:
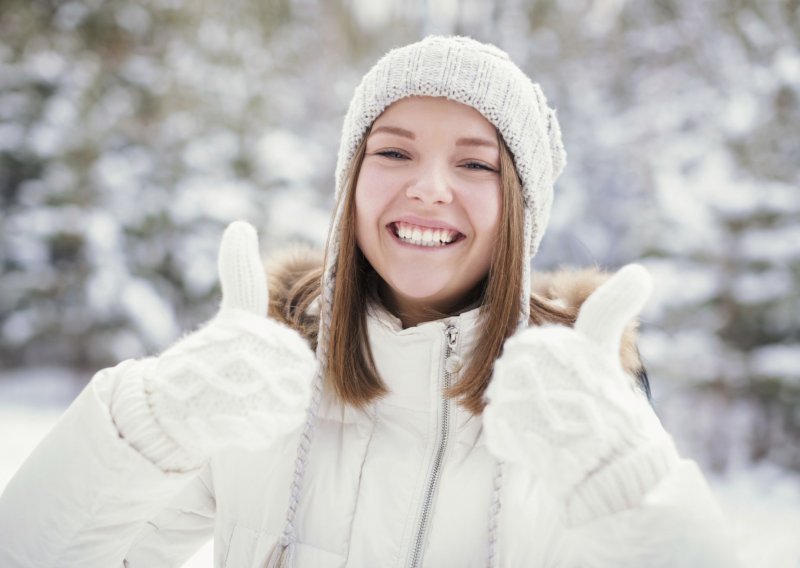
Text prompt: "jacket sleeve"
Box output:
[[0, 360, 209, 568], [558, 439, 743, 568], [123, 464, 216, 567]]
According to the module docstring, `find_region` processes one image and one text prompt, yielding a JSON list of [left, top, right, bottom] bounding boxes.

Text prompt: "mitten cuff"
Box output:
[[110, 358, 205, 473], [567, 433, 680, 526]]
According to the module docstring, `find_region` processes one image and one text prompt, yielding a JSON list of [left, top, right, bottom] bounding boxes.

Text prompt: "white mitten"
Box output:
[[112, 221, 317, 470], [484, 265, 677, 519]]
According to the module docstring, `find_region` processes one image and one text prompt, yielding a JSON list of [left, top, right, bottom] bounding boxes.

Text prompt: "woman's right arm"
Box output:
[[123, 458, 216, 568], [0, 221, 317, 567], [0, 360, 206, 567]]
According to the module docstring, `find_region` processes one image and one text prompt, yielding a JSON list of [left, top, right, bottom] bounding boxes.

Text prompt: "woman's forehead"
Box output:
[[371, 96, 498, 145], [374, 96, 494, 129]]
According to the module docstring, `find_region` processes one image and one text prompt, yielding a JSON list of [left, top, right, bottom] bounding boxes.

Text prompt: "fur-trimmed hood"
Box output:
[[264, 248, 644, 379]]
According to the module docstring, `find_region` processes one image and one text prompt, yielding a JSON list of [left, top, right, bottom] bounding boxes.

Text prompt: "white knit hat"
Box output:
[[270, 36, 567, 568]]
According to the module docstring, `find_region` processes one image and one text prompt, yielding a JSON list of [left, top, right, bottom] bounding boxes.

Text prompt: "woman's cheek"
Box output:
[[463, 183, 502, 232]]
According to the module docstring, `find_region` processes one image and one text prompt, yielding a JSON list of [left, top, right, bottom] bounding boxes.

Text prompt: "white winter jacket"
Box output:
[[0, 305, 739, 567]]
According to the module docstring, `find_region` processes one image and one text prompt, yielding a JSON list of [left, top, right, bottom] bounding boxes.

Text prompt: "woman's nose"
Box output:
[[405, 163, 453, 205]]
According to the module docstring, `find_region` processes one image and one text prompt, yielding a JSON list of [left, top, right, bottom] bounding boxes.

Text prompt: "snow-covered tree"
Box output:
[[0, 0, 797, 472]]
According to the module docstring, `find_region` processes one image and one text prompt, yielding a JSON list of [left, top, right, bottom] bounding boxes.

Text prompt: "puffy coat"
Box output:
[[0, 267, 740, 567]]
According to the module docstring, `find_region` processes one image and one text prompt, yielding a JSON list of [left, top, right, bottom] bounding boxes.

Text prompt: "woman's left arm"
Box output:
[[484, 265, 742, 568]]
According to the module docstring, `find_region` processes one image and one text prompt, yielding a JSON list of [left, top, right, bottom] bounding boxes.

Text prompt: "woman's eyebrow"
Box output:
[[369, 127, 496, 149], [370, 125, 415, 139], [456, 136, 497, 148]]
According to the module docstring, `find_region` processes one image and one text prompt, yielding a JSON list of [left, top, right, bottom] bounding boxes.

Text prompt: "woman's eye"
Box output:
[[463, 161, 496, 172], [375, 150, 408, 160]]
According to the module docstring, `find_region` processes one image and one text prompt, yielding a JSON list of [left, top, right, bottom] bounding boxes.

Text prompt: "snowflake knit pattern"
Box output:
[[484, 265, 677, 516], [140, 222, 317, 461]]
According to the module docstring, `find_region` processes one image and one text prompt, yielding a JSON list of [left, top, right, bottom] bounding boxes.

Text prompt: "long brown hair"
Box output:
[[446, 132, 574, 413], [271, 130, 575, 414]]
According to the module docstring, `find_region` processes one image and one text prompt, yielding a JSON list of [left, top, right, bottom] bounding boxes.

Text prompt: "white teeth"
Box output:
[[394, 222, 458, 247]]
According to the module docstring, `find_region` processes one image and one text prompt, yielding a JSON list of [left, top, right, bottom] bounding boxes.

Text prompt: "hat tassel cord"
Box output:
[[265, 537, 295, 568]]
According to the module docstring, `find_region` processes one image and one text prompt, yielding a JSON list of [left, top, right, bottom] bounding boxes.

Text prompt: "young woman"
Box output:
[[0, 36, 740, 567]]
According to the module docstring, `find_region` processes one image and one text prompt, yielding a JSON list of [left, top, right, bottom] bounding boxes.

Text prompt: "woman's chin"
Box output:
[[380, 277, 462, 313]]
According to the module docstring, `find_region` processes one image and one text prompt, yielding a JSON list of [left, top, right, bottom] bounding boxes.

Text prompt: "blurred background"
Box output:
[[1, 0, 798, 565]]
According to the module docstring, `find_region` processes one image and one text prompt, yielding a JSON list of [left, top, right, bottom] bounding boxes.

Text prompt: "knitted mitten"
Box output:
[[484, 264, 677, 521], [112, 221, 317, 470]]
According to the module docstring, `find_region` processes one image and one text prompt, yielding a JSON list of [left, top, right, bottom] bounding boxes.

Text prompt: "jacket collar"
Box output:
[[366, 300, 482, 335], [316, 302, 482, 422]]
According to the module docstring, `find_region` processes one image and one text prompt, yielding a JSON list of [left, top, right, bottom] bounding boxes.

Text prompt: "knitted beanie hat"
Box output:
[[269, 36, 567, 568]]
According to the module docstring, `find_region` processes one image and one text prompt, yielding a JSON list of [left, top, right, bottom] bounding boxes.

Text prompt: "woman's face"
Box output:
[[354, 96, 502, 326]]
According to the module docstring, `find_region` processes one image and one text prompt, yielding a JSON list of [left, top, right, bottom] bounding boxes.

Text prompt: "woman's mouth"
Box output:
[[389, 221, 464, 247]]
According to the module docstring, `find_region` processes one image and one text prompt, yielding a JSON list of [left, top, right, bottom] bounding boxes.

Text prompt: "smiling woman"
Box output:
[[356, 96, 502, 324], [325, 94, 529, 416], [0, 36, 742, 568]]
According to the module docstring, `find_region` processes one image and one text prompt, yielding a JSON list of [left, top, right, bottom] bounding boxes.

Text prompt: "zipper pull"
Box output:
[[445, 325, 461, 374], [446, 325, 459, 349]]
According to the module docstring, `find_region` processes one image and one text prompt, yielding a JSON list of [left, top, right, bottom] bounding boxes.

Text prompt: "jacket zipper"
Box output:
[[407, 324, 460, 568]]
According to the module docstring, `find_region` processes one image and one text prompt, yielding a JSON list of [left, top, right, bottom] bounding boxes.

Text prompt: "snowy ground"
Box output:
[[1, 369, 799, 567]]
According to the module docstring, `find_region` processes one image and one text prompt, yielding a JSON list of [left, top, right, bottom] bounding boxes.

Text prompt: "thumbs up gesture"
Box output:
[[143, 221, 317, 458], [484, 265, 678, 518]]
